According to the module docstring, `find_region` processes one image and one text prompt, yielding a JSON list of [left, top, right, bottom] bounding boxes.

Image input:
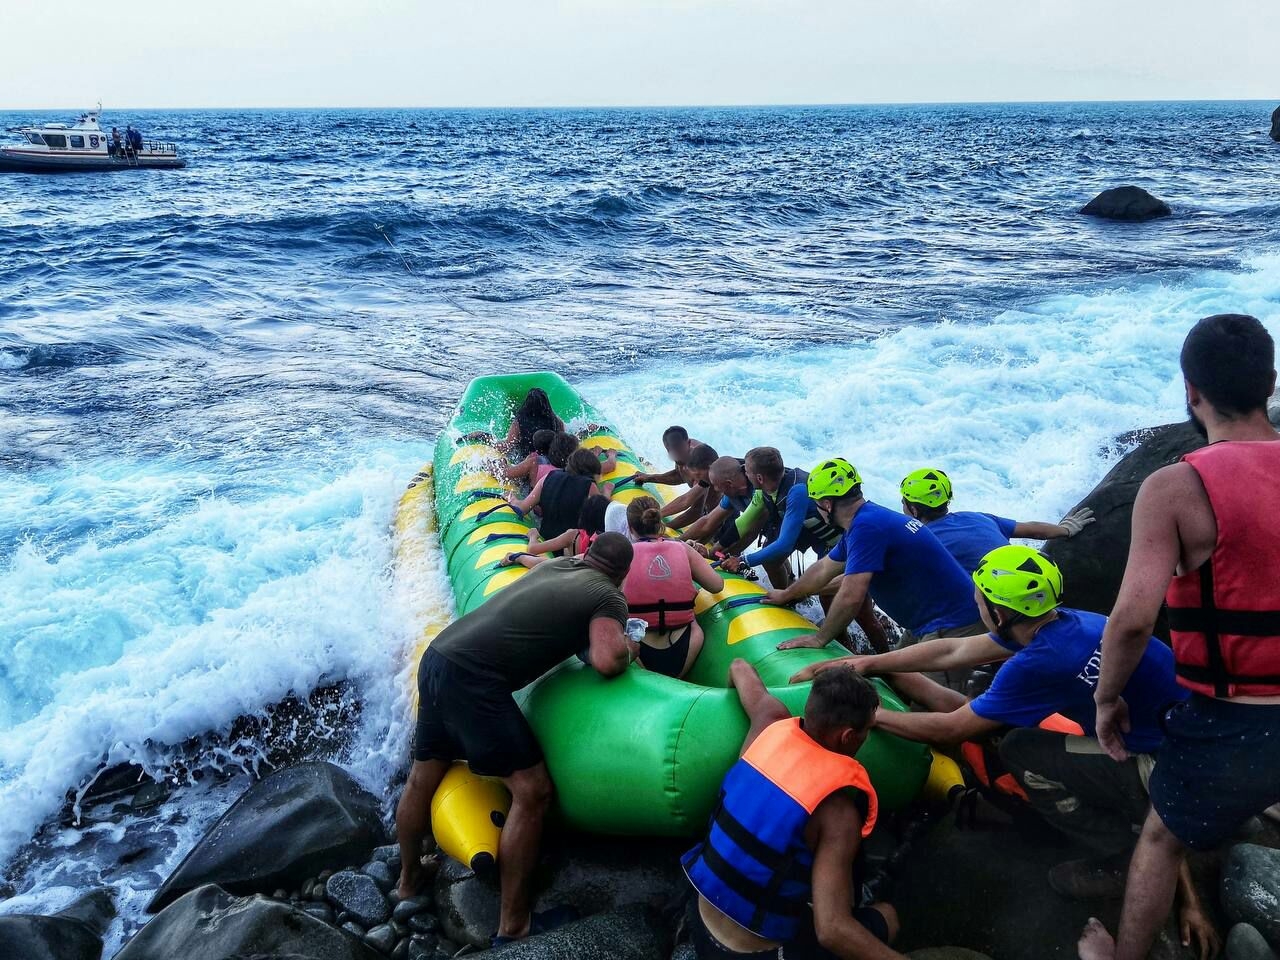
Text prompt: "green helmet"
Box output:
[[900, 467, 953, 508], [807, 458, 862, 500], [972, 545, 1063, 618]]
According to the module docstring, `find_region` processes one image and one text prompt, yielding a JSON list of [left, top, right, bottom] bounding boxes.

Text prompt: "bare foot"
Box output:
[[396, 859, 425, 901], [1078, 917, 1117, 960]]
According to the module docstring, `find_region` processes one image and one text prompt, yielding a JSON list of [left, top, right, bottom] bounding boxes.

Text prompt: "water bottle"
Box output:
[[625, 618, 647, 644]]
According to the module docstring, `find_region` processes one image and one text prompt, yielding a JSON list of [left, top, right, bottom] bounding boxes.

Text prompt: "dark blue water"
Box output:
[[0, 102, 1277, 952]]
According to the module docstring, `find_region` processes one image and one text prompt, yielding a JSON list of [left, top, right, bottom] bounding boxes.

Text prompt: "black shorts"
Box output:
[[413, 648, 543, 778], [689, 901, 889, 959], [1149, 695, 1280, 851]]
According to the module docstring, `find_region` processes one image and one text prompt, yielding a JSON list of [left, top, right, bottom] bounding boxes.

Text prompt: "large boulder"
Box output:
[[1080, 185, 1172, 221], [149, 761, 386, 912], [434, 835, 686, 948], [486, 905, 671, 960], [1227, 923, 1279, 960], [117, 884, 383, 960], [0, 889, 114, 960], [1271, 106, 1280, 142], [1044, 422, 1204, 628], [1222, 844, 1280, 947]]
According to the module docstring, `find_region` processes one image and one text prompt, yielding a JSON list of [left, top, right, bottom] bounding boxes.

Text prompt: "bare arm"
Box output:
[[809, 795, 908, 960], [681, 504, 730, 544], [588, 617, 635, 678], [764, 555, 844, 604], [777, 572, 872, 651], [791, 632, 1012, 683], [1012, 520, 1069, 540], [525, 528, 577, 556], [729, 659, 791, 752], [637, 466, 683, 486], [688, 545, 725, 594], [660, 484, 706, 519], [874, 702, 1003, 747], [508, 475, 546, 515], [503, 452, 539, 481]]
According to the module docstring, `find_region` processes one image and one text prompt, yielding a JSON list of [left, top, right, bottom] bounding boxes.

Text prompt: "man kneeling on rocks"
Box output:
[[683, 659, 905, 960], [395, 533, 638, 945], [792, 545, 1218, 955]]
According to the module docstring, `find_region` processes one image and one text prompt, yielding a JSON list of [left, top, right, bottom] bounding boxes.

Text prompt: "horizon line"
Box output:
[[0, 96, 1275, 113]]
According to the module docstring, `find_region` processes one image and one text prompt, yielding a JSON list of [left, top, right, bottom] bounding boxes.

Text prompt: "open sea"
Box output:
[[1, 102, 1278, 953]]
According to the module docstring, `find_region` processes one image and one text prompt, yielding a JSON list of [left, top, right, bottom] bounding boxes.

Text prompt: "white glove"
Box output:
[[1059, 507, 1095, 537]]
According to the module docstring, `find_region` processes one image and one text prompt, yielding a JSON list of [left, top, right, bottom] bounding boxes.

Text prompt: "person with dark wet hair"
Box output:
[[660, 442, 723, 530], [503, 429, 558, 483], [622, 496, 724, 678], [508, 447, 615, 541], [684, 660, 903, 959], [1081, 314, 1280, 960], [396, 532, 635, 945], [499, 388, 565, 458], [632, 425, 705, 487], [502, 494, 617, 566]]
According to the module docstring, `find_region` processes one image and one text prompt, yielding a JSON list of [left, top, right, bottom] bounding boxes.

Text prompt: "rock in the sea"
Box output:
[[116, 884, 383, 960], [0, 888, 115, 960], [1271, 105, 1280, 143], [1227, 923, 1279, 960], [363, 922, 397, 953], [407, 938, 443, 960], [1045, 421, 1205, 626], [363, 860, 396, 892], [302, 902, 336, 924], [433, 836, 686, 949], [1223, 844, 1280, 946], [327, 870, 392, 928], [486, 906, 671, 960], [407, 911, 439, 934], [371, 845, 400, 863], [1080, 185, 1172, 221], [148, 762, 385, 912], [392, 895, 431, 924]]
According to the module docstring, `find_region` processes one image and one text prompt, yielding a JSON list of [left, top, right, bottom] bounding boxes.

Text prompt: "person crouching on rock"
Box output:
[[622, 496, 724, 678], [792, 546, 1218, 957], [395, 533, 638, 945], [683, 659, 905, 959]]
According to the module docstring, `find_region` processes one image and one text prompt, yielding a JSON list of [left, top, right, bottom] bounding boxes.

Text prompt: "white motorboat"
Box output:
[[0, 109, 185, 172]]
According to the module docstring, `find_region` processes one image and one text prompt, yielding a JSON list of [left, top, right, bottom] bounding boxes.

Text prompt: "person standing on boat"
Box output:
[[395, 533, 637, 945], [110, 127, 122, 156], [684, 659, 905, 959]]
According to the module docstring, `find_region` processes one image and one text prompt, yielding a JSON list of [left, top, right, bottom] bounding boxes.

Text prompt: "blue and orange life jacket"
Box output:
[[682, 717, 877, 943]]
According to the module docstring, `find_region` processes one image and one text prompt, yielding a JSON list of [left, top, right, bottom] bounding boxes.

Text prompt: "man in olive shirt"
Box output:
[[395, 533, 637, 944]]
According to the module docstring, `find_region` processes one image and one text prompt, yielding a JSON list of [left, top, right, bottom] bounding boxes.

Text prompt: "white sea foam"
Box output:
[[589, 251, 1280, 525]]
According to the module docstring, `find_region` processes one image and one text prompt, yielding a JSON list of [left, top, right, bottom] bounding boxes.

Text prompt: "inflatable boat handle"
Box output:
[[477, 503, 522, 521], [484, 532, 531, 543]]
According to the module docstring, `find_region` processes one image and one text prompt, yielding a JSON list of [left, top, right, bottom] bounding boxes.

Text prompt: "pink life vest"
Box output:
[[623, 539, 697, 631], [535, 461, 557, 485]]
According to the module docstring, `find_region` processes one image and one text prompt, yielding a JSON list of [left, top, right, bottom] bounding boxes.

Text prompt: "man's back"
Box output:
[[432, 557, 627, 690]]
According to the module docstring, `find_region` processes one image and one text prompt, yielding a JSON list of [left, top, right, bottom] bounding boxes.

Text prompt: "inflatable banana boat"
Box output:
[[395, 372, 951, 871]]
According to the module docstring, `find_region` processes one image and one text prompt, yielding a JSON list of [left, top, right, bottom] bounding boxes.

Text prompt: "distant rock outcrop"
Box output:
[[148, 762, 386, 912], [1271, 105, 1280, 142], [0, 889, 114, 960], [1080, 185, 1172, 222]]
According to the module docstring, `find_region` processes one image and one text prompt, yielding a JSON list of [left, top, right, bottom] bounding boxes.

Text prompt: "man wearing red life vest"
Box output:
[[683, 659, 906, 960], [1080, 314, 1280, 960]]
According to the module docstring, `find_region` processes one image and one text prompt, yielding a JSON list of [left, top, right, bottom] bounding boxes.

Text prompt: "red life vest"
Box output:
[[623, 539, 697, 631], [1166, 441, 1280, 697]]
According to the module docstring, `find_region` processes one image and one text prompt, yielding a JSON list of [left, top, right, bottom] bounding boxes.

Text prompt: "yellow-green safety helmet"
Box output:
[[900, 467, 953, 508], [972, 545, 1063, 618], [807, 458, 862, 500]]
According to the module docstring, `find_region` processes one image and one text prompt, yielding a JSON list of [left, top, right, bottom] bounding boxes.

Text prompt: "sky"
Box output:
[[2, 0, 1277, 110]]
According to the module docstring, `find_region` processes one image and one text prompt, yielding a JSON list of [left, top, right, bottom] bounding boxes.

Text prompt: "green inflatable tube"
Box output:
[[429, 372, 932, 835]]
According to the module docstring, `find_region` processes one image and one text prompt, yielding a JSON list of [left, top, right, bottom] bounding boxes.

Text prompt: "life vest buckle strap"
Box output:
[[711, 806, 811, 884], [696, 842, 807, 921]]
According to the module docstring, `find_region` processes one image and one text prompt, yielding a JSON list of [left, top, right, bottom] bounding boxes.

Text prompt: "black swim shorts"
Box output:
[[413, 647, 543, 777], [1149, 695, 1280, 851]]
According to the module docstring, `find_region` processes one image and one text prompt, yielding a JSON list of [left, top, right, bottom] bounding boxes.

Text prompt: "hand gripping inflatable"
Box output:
[[396, 373, 936, 870]]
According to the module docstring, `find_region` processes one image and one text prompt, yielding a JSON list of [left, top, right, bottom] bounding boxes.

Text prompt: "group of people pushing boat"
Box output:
[[394, 313, 1280, 960]]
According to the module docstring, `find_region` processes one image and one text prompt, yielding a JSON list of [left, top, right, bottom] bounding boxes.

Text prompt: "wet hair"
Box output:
[[547, 432, 580, 468], [806, 669, 880, 736], [566, 447, 603, 477], [531, 429, 557, 456], [662, 425, 690, 447], [516, 387, 555, 423], [686, 444, 720, 472], [586, 531, 633, 579], [1180, 314, 1275, 418], [626, 495, 665, 538], [745, 446, 785, 484], [578, 494, 611, 534]]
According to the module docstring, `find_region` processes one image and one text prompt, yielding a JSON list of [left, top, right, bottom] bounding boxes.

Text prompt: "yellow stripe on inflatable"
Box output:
[[474, 544, 527, 568], [454, 472, 508, 494], [483, 567, 528, 596], [610, 487, 654, 506], [467, 522, 530, 545], [450, 444, 500, 466], [581, 434, 630, 453], [460, 498, 510, 521], [694, 578, 764, 615], [601, 462, 639, 483], [727, 607, 814, 646]]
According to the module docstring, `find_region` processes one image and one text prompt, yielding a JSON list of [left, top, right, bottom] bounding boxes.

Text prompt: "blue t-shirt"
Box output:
[[970, 608, 1189, 754], [828, 501, 980, 635], [928, 511, 1018, 574]]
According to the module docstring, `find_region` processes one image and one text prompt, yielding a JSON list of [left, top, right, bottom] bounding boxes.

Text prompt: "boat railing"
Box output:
[[144, 141, 179, 155]]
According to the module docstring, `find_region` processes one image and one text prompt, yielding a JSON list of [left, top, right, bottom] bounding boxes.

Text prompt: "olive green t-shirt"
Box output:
[[432, 557, 628, 691]]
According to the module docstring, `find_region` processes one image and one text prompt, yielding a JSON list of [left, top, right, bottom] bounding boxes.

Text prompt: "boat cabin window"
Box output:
[[44, 134, 67, 149], [24, 133, 45, 145], [70, 135, 85, 148]]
